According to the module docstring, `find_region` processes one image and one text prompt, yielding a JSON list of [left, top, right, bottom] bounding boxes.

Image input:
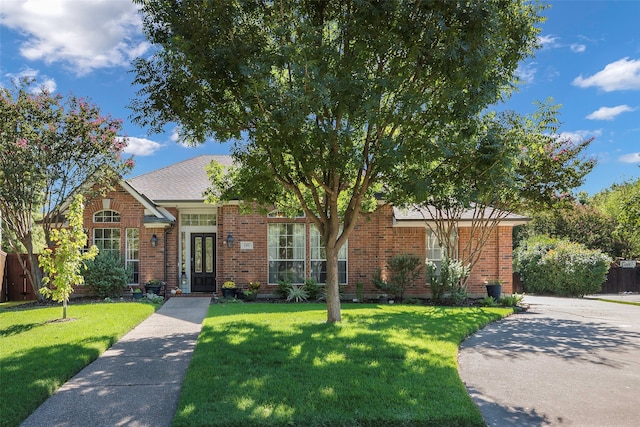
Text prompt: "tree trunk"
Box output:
[[324, 244, 342, 323]]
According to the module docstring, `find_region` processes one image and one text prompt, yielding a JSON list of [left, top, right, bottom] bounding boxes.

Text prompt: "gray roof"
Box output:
[[393, 205, 529, 224], [127, 155, 233, 202]]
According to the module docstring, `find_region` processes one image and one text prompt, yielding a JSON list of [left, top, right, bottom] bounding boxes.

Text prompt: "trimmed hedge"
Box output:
[[514, 235, 612, 297]]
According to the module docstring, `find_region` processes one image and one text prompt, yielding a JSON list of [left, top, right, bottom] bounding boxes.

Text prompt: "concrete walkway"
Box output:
[[459, 295, 640, 427], [20, 297, 211, 427]]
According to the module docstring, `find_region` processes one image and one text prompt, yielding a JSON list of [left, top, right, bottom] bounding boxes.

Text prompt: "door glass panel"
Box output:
[[195, 237, 202, 273], [205, 237, 213, 273]]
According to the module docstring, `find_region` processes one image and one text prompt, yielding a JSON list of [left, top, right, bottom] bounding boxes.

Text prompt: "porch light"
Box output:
[[226, 233, 234, 248], [151, 234, 158, 248]]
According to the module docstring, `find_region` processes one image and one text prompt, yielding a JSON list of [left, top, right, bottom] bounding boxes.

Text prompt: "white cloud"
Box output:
[[570, 43, 586, 53], [558, 129, 603, 143], [516, 62, 537, 84], [6, 68, 57, 93], [618, 153, 640, 163], [586, 105, 636, 120], [573, 57, 640, 91], [0, 0, 149, 75], [121, 137, 162, 156], [538, 34, 560, 49]]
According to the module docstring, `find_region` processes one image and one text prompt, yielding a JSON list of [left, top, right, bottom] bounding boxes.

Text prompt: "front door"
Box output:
[[191, 233, 216, 292]]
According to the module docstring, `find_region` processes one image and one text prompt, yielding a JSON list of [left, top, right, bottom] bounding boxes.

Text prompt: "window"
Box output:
[[93, 210, 120, 223], [268, 224, 305, 284], [181, 213, 216, 226], [94, 228, 121, 255], [426, 229, 457, 275], [126, 228, 139, 284], [310, 226, 347, 284]]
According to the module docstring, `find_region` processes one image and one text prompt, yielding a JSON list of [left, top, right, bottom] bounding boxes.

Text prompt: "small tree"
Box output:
[[39, 195, 98, 319], [373, 253, 423, 302]]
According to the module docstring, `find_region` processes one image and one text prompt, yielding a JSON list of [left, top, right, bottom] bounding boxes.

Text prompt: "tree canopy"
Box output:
[[132, 0, 545, 322], [387, 101, 595, 275], [0, 79, 133, 296]]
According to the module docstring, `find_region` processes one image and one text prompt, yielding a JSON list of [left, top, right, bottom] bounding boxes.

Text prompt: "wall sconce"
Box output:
[[181, 272, 187, 286], [151, 234, 158, 248], [226, 233, 234, 248]]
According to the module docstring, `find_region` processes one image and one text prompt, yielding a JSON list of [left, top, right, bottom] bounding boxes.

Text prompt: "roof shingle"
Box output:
[[127, 155, 233, 202]]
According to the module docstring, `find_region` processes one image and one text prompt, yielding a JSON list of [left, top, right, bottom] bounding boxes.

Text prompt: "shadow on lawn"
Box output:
[[175, 305, 503, 426], [0, 337, 110, 427]]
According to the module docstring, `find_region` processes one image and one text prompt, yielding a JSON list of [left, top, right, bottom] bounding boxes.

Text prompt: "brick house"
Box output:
[[79, 155, 527, 299]]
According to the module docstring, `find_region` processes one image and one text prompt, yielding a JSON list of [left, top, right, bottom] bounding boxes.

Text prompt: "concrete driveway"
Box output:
[[459, 295, 640, 427]]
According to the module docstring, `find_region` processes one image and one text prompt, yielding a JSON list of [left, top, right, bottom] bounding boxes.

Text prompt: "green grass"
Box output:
[[0, 302, 156, 427], [174, 303, 511, 427], [592, 297, 640, 307]]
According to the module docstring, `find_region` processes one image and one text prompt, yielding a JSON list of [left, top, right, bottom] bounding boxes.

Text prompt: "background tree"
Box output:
[[388, 102, 595, 280], [591, 178, 640, 259], [0, 79, 133, 298], [132, 0, 544, 322], [39, 195, 99, 319]]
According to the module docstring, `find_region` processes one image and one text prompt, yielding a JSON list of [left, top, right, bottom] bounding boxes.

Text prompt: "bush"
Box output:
[[426, 256, 470, 304], [82, 252, 131, 298], [514, 236, 612, 297], [302, 278, 321, 301], [275, 280, 292, 299], [373, 253, 424, 301]]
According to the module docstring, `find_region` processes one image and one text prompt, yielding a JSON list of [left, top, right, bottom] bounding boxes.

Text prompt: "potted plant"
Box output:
[[485, 279, 503, 300], [145, 279, 163, 295], [132, 288, 143, 300], [242, 281, 261, 301], [222, 280, 236, 298]]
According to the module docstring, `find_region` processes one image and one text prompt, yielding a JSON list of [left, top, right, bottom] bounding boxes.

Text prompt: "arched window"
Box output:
[[93, 210, 120, 223]]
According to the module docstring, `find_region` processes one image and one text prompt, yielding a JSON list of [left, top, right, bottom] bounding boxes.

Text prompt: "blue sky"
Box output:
[[1, 0, 639, 195]]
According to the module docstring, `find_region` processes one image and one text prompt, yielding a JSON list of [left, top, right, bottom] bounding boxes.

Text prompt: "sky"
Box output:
[[1, 0, 639, 195]]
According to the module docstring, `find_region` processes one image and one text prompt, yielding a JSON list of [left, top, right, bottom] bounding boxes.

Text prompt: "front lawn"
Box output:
[[174, 303, 511, 427], [0, 302, 157, 427]]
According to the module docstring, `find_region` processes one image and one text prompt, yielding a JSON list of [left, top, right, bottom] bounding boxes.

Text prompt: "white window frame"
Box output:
[[125, 228, 139, 284], [426, 228, 457, 275], [93, 228, 121, 255], [93, 210, 120, 223], [310, 225, 347, 284], [268, 223, 305, 284]]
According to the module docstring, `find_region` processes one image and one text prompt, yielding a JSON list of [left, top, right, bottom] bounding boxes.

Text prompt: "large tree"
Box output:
[[132, 0, 544, 322], [0, 79, 133, 298], [388, 102, 595, 278]]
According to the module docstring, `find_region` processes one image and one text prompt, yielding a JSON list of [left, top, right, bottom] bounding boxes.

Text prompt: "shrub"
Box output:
[[287, 285, 308, 302], [514, 236, 612, 297], [426, 256, 471, 304], [499, 294, 525, 307], [275, 280, 292, 299], [83, 251, 131, 299], [479, 296, 498, 307], [302, 278, 321, 301], [373, 253, 424, 301]]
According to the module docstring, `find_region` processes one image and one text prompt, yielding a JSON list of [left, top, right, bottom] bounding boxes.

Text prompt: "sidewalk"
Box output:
[[20, 297, 212, 427]]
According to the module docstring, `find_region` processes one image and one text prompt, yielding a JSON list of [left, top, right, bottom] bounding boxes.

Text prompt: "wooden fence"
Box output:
[[513, 265, 640, 295]]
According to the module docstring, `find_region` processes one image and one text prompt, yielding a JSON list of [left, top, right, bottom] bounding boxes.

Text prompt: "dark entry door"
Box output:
[[191, 233, 216, 292]]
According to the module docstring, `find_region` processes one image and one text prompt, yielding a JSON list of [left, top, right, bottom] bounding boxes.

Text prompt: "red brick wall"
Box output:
[[82, 185, 176, 289], [77, 184, 514, 298], [214, 204, 513, 298]]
